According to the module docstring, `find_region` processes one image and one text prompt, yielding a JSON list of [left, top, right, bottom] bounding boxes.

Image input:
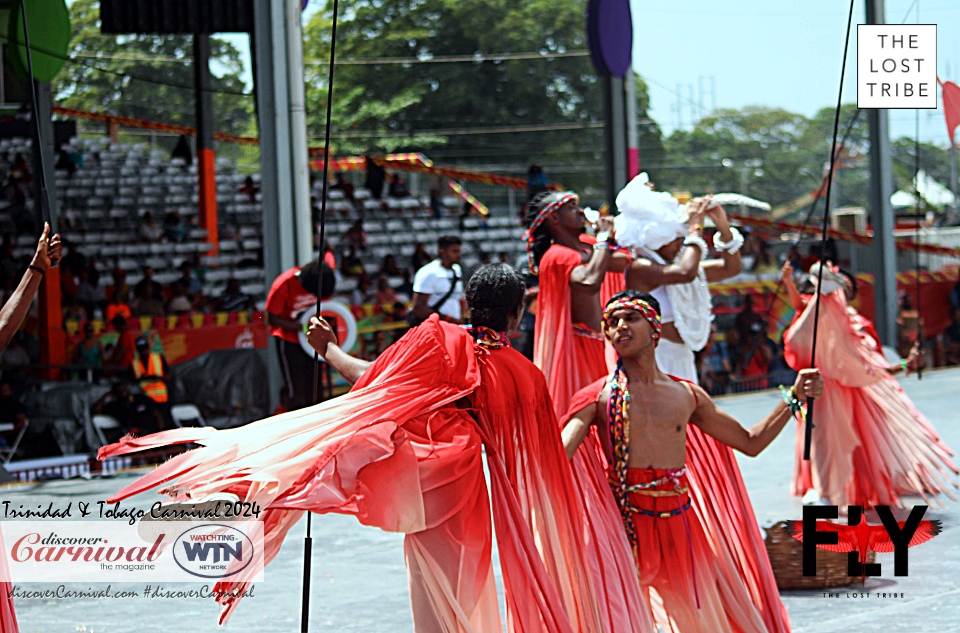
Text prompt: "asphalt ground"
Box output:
[[4, 367, 959, 632]]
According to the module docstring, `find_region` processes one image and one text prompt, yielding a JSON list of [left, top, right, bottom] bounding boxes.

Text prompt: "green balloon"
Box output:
[[9, 0, 71, 83]]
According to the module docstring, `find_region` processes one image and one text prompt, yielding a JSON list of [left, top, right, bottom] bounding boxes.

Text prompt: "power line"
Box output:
[[316, 121, 604, 139], [306, 50, 589, 66]]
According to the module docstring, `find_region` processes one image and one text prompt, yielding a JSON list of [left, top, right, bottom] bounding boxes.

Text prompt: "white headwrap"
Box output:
[[614, 173, 688, 251], [808, 262, 846, 295], [614, 173, 712, 351]]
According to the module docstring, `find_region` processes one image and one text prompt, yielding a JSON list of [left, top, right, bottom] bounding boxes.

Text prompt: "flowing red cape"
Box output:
[[784, 292, 957, 507], [100, 316, 608, 631]]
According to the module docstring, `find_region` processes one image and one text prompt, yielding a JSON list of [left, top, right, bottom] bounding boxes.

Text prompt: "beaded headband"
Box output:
[[522, 191, 578, 275], [602, 298, 662, 346]]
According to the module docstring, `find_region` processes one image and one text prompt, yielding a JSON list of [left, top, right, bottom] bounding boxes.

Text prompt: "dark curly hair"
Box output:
[[297, 259, 336, 300], [466, 263, 526, 332], [524, 191, 566, 272]]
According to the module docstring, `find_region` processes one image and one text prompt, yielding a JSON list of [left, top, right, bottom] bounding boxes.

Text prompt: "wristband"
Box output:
[[28, 265, 45, 275], [900, 358, 909, 376], [713, 226, 744, 254], [779, 385, 805, 421], [593, 241, 610, 251], [682, 234, 709, 258], [689, 224, 704, 233]]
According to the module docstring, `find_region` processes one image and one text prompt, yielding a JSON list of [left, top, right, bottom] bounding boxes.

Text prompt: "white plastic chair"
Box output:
[[92, 415, 121, 447], [170, 404, 207, 428]]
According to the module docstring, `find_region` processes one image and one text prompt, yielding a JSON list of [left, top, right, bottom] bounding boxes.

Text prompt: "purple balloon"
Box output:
[[587, 0, 633, 77], [302, 0, 310, 11]]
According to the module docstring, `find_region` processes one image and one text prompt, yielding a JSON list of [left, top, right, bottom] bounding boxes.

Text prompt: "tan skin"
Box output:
[[625, 197, 741, 344], [0, 223, 62, 353], [780, 261, 923, 374], [543, 201, 628, 330], [410, 244, 467, 324], [307, 304, 525, 385], [562, 307, 823, 465]]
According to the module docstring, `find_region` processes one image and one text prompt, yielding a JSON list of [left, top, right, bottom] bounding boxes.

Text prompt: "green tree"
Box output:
[[303, 0, 662, 198], [52, 0, 252, 136]]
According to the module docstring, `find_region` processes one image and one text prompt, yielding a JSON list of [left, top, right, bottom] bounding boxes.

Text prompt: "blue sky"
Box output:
[[227, 0, 960, 147]]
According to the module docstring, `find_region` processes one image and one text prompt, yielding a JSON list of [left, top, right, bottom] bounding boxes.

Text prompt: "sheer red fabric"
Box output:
[[784, 292, 958, 507], [99, 317, 610, 632]]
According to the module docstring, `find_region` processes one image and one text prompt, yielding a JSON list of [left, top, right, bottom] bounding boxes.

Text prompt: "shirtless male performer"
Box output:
[[563, 290, 823, 633]]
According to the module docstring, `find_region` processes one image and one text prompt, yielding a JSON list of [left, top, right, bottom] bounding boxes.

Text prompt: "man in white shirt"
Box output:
[[411, 235, 465, 324]]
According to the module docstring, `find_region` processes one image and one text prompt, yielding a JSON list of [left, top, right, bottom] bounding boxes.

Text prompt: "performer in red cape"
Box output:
[[782, 261, 958, 509], [563, 290, 820, 633], [524, 191, 653, 632], [100, 264, 619, 632]]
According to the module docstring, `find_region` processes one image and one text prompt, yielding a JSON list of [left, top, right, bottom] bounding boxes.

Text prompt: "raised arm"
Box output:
[[561, 400, 597, 460], [307, 316, 372, 384], [625, 199, 708, 290], [0, 223, 61, 352], [690, 368, 823, 457], [570, 217, 615, 291], [780, 262, 806, 312], [701, 204, 742, 282]]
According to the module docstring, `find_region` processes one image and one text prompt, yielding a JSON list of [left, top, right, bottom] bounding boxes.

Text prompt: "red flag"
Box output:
[[940, 78, 960, 143]]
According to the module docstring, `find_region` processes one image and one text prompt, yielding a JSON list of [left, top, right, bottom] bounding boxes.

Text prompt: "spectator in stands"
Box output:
[[240, 176, 260, 203], [163, 210, 186, 242], [388, 173, 411, 198], [786, 245, 804, 274], [395, 269, 414, 298], [428, 174, 444, 218], [498, 252, 511, 264], [134, 266, 164, 303], [265, 259, 335, 410], [735, 294, 765, 346], [351, 274, 375, 306], [458, 201, 473, 232], [410, 235, 465, 324], [526, 165, 548, 201], [343, 220, 367, 251], [0, 379, 27, 453], [751, 239, 778, 276], [939, 306, 960, 366], [131, 283, 164, 317], [166, 281, 193, 314], [105, 289, 132, 324], [73, 322, 103, 378], [109, 268, 132, 304], [132, 337, 170, 409], [177, 261, 203, 299], [55, 149, 77, 176], [364, 155, 386, 199], [217, 279, 253, 313], [106, 315, 136, 377], [171, 135, 193, 166], [378, 254, 402, 278], [374, 275, 397, 305], [330, 173, 357, 212], [410, 243, 430, 273], [92, 383, 166, 439], [139, 211, 164, 243], [700, 324, 732, 395], [76, 268, 105, 317], [11, 153, 31, 184], [341, 244, 365, 278], [59, 240, 87, 278]]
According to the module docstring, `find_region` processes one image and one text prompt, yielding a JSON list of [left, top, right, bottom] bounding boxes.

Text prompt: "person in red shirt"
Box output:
[[265, 259, 335, 410]]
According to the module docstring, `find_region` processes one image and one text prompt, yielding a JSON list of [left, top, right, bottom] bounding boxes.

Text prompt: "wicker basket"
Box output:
[[764, 520, 875, 590]]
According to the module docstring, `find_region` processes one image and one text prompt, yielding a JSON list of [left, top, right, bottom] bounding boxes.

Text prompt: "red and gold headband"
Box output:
[[602, 297, 662, 345], [522, 191, 578, 275]]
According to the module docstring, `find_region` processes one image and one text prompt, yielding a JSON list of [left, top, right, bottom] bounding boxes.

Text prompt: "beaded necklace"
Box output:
[[465, 325, 511, 349], [607, 359, 639, 555]]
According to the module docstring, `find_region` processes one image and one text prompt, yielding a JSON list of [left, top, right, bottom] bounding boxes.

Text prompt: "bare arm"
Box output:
[[561, 401, 596, 460], [570, 216, 616, 291], [625, 199, 708, 290], [780, 262, 806, 312], [690, 368, 823, 457], [701, 205, 742, 282], [307, 316, 371, 384], [0, 224, 61, 353], [265, 311, 302, 334]]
